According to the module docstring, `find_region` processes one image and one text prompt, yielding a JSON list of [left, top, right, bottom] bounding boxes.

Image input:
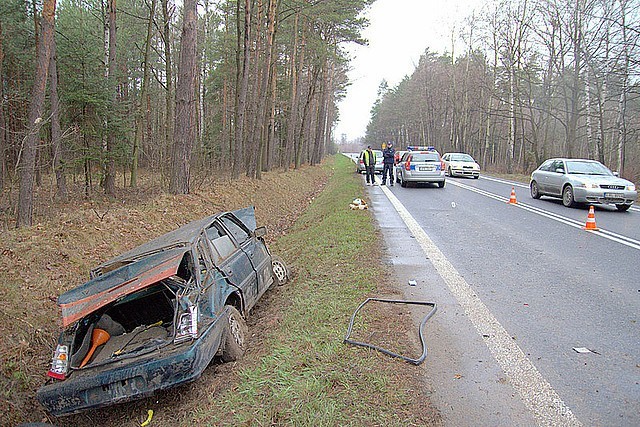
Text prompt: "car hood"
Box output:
[[58, 248, 186, 327], [450, 161, 479, 168], [572, 175, 633, 186]]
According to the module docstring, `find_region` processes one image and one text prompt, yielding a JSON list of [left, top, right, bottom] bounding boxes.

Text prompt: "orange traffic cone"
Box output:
[[582, 206, 599, 231], [507, 187, 517, 204]]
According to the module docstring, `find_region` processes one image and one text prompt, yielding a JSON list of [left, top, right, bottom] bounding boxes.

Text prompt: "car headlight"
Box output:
[[577, 182, 598, 189], [627, 184, 636, 191]]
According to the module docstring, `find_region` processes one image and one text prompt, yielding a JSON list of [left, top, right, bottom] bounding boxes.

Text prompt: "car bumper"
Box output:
[[37, 316, 225, 417], [450, 168, 479, 178], [573, 188, 637, 205], [402, 170, 445, 183]]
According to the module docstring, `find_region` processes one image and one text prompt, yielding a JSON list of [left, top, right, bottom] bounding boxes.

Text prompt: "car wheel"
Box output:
[[473, 175, 479, 179], [447, 167, 452, 177], [438, 181, 445, 188], [221, 306, 248, 362], [271, 255, 290, 286], [530, 181, 541, 199], [615, 204, 631, 212], [400, 175, 407, 187], [562, 185, 576, 208]]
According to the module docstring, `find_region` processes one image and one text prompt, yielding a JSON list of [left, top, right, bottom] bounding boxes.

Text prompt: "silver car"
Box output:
[[530, 158, 637, 211], [395, 147, 445, 188]]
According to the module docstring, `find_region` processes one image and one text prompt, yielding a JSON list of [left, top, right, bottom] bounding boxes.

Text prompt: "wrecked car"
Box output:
[[37, 206, 289, 416]]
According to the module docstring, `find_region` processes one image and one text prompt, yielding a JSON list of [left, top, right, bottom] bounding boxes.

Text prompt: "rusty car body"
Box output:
[[37, 207, 289, 416]]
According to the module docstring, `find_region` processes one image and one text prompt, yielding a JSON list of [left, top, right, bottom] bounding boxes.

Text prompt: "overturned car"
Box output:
[[37, 207, 289, 416]]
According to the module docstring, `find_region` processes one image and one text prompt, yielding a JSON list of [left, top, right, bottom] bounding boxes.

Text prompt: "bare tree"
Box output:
[[169, 0, 197, 194], [49, 35, 66, 199], [104, 0, 117, 195], [17, 0, 56, 227]]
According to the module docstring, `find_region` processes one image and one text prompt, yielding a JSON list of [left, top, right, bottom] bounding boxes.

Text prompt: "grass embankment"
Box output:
[[1, 155, 440, 426], [191, 155, 440, 426]]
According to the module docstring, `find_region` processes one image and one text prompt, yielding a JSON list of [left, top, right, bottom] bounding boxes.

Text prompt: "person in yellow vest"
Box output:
[[362, 145, 377, 186]]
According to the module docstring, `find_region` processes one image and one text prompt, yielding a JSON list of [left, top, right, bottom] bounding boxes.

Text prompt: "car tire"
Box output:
[[400, 175, 407, 187], [473, 175, 479, 179], [615, 204, 631, 212], [221, 306, 248, 362], [271, 255, 290, 286], [438, 181, 445, 188], [447, 167, 452, 177], [530, 181, 541, 199], [562, 185, 576, 208]]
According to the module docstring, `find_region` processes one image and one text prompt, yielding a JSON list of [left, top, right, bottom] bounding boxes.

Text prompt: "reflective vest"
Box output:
[[362, 150, 376, 166]]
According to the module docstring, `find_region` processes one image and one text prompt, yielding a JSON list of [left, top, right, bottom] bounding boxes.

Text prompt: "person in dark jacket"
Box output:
[[361, 145, 377, 185], [381, 142, 395, 185]]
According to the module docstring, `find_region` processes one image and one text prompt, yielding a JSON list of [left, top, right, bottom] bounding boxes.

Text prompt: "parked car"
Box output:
[[37, 207, 289, 416], [530, 158, 637, 211], [395, 146, 446, 188], [442, 152, 480, 179], [356, 149, 383, 174]]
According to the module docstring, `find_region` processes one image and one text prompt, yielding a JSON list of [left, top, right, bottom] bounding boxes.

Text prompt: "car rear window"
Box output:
[[411, 153, 440, 162]]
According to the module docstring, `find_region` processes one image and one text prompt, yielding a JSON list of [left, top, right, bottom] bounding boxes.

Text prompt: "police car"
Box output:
[[394, 146, 446, 188]]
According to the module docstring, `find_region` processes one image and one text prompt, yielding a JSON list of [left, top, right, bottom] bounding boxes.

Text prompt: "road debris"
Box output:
[[344, 297, 437, 365], [349, 198, 368, 210]]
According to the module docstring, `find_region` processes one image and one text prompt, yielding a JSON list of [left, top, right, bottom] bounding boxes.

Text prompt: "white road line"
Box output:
[[378, 184, 582, 427], [449, 180, 640, 251]]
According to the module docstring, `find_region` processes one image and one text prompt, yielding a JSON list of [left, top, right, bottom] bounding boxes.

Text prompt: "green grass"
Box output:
[[190, 155, 439, 426]]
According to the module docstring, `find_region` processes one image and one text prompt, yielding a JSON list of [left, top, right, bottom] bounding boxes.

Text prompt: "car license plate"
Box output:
[[604, 192, 624, 199], [419, 166, 434, 172]]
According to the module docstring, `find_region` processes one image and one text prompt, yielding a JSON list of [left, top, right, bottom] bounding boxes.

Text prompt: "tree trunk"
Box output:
[[17, 0, 56, 227], [132, 0, 157, 188], [104, 0, 117, 196], [616, 0, 628, 175], [49, 35, 66, 200], [233, 0, 251, 179], [162, 0, 174, 175], [169, 0, 197, 194]]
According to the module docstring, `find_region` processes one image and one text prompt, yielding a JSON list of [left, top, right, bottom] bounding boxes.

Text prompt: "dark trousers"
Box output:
[[382, 163, 394, 184], [365, 165, 375, 183]]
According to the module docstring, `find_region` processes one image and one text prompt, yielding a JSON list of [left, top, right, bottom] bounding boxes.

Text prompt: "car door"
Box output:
[[206, 220, 258, 308], [535, 160, 553, 193], [219, 214, 270, 308], [546, 160, 566, 196]]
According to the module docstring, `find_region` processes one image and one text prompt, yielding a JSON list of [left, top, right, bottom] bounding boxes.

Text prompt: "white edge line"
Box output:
[[377, 184, 582, 426]]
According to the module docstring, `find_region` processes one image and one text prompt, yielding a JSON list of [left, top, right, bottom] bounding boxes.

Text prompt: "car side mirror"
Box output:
[[254, 226, 267, 238], [613, 171, 619, 177]]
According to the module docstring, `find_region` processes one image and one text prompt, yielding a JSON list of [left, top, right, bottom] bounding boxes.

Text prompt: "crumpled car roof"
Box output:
[[58, 207, 258, 327]]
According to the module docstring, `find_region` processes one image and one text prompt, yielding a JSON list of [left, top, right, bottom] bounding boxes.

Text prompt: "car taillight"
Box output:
[[47, 344, 69, 380], [175, 305, 198, 343], [404, 160, 411, 171], [440, 160, 445, 170]]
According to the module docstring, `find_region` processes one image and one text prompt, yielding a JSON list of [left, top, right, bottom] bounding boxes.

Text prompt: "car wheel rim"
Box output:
[[531, 183, 538, 197], [228, 314, 244, 346], [563, 188, 572, 205], [273, 260, 287, 282]]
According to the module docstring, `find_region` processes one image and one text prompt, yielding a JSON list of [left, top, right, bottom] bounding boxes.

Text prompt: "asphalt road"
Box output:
[[358, 166, 639, 426]]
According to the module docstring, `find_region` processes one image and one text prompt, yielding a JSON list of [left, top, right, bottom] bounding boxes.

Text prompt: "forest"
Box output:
[[366, 0, 640, 182], [0, 0, 373, 227]]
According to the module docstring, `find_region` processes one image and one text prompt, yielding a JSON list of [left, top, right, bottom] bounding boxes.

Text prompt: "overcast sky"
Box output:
[[334, 0, 484, 141]]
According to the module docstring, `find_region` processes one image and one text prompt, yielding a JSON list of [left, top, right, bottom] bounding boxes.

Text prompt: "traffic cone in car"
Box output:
[[582, 206, 599, 231], [507, 187, 517, 204]]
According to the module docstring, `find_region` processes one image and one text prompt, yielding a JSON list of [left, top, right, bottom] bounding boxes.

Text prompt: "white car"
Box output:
[[442, 153, 480, 179]]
